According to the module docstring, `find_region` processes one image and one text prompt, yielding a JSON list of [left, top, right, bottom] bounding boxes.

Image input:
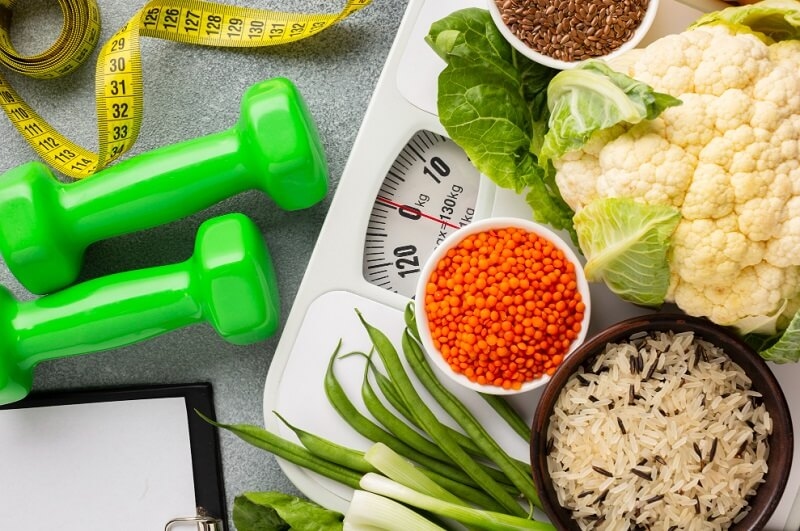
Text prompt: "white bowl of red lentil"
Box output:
[[414, 217, 591, 395], [486, 0, 660, 70]]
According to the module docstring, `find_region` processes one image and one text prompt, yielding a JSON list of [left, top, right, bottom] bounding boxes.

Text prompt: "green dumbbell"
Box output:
[[0, 76, 327, 295], [0, 212, 279, 406]]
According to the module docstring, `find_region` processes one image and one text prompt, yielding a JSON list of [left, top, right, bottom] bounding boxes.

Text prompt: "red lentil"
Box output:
[[424, 226, 585, 390]]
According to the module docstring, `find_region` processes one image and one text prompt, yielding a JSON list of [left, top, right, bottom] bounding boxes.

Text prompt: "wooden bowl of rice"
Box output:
[[531, 314, 793, 530]]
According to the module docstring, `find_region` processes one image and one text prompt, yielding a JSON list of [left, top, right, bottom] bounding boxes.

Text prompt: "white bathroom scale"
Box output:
[[263, 0, 800, 528]]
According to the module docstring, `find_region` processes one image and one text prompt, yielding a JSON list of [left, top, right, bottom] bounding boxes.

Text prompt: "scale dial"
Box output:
[[363, 130, 480, 297]]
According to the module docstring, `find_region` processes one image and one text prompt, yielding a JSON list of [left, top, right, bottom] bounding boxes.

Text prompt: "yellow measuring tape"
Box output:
[[0, 0, 370, 179]]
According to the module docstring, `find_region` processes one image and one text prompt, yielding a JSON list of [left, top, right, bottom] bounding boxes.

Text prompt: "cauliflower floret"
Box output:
[[766, 195, 800, 267], [671, 264, 800, 326], [681, 163, 734, 220], [593, 122, 693, 209], [554, 24, 800, 326], [670, 215, 764, 286], [661, 94, 718, 157], [633, 26, 769, 96]]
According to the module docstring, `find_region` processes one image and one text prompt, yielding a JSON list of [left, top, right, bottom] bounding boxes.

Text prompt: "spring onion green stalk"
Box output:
[[401, 330, 542, 510], [360, 473, 555, 531], [343, 490, 445, 531], [357, 311, 528, 517], [365, 443, 465, 505]]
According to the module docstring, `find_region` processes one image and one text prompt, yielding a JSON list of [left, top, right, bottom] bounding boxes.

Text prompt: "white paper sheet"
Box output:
[[0, 397, 198, 531]]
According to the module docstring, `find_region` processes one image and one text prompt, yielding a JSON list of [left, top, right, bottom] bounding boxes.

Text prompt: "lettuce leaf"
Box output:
[[233, 491, 344, 531], [574, 198, 680, 307], [690, 0, 800, 43], [540, 61, 682, 163], [426, 9, 576, 237]]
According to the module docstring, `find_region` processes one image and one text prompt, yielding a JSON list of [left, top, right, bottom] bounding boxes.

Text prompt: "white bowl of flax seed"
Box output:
[[487, 0, 660, 70]]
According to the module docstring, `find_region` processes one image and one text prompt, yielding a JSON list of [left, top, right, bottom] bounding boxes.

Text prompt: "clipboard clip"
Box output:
[[164, 515, 222, 531]]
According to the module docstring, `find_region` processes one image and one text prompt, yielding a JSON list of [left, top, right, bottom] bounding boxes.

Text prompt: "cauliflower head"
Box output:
[[554, 25, 800, 330]]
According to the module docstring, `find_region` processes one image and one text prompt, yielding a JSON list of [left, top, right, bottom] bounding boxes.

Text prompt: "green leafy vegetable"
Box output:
[[690, 0, 800, 42], [745, 309, 800, 363], [573, 198, 680, 307], [232, 492, 343, 531], [540, 61, 682, 163]]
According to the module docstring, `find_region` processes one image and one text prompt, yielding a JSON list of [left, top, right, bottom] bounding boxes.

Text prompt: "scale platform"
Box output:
[[263, 0, 800, 528]]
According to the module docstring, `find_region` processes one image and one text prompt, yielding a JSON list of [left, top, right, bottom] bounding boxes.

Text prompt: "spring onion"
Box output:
[[359, 473, 554, 531], [343, 490, 444, 531], [364, 442, 465, 505]]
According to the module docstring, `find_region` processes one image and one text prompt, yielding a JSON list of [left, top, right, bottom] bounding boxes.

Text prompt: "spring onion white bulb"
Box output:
[[343, 490, 444, 531]]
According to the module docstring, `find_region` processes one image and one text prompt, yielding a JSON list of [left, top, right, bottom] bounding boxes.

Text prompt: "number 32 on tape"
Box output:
[[0, 0, 371, 179]]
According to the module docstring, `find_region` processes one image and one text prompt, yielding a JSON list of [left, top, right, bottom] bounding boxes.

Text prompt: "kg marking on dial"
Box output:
[[363, 129, 480, 297]]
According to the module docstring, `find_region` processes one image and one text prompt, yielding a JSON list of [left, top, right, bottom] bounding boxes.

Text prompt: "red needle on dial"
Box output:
[[376, 196, 460, 229]]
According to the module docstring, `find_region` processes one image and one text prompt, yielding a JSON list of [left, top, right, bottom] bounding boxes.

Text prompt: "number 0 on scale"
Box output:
[[362, 130, 480, 297]]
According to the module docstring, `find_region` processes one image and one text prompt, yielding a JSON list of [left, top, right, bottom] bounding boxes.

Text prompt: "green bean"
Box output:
[[360, 360, 451, 461], [406, 302, 533, 446], [399, 328, 534, 473], [417, 469, 508, 513], [359, 356, 516, 490], [271, 408, 505, 513], [196, 411, 362, 490], [404, 301, 422, 343], [323, 342, 489, 489], [369, 360, 414, 419], [479, 393, 533, 442], [273, 411, 375, 474], [357, 311, 528, 517], [402, 330, 543, 510], [365, 354, 486, 459], [270, 409, 507, 513]]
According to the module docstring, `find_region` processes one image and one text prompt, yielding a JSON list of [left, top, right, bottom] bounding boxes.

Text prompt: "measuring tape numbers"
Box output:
[[0, 0, 371, 179]]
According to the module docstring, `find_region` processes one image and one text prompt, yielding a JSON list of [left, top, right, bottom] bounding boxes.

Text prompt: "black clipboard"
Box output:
[[0, 382, 228, 530]]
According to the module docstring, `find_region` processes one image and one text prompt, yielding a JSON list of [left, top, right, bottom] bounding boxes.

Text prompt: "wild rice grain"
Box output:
[[546, 331, 771, 530], [592, 465, 614, 478], [646, 494, 664, 504]]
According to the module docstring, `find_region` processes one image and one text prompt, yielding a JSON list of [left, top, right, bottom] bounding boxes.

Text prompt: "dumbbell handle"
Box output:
[[14, 262, 201, 368], [65, 75, 327, 243], [67, 131, 252, 246]]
